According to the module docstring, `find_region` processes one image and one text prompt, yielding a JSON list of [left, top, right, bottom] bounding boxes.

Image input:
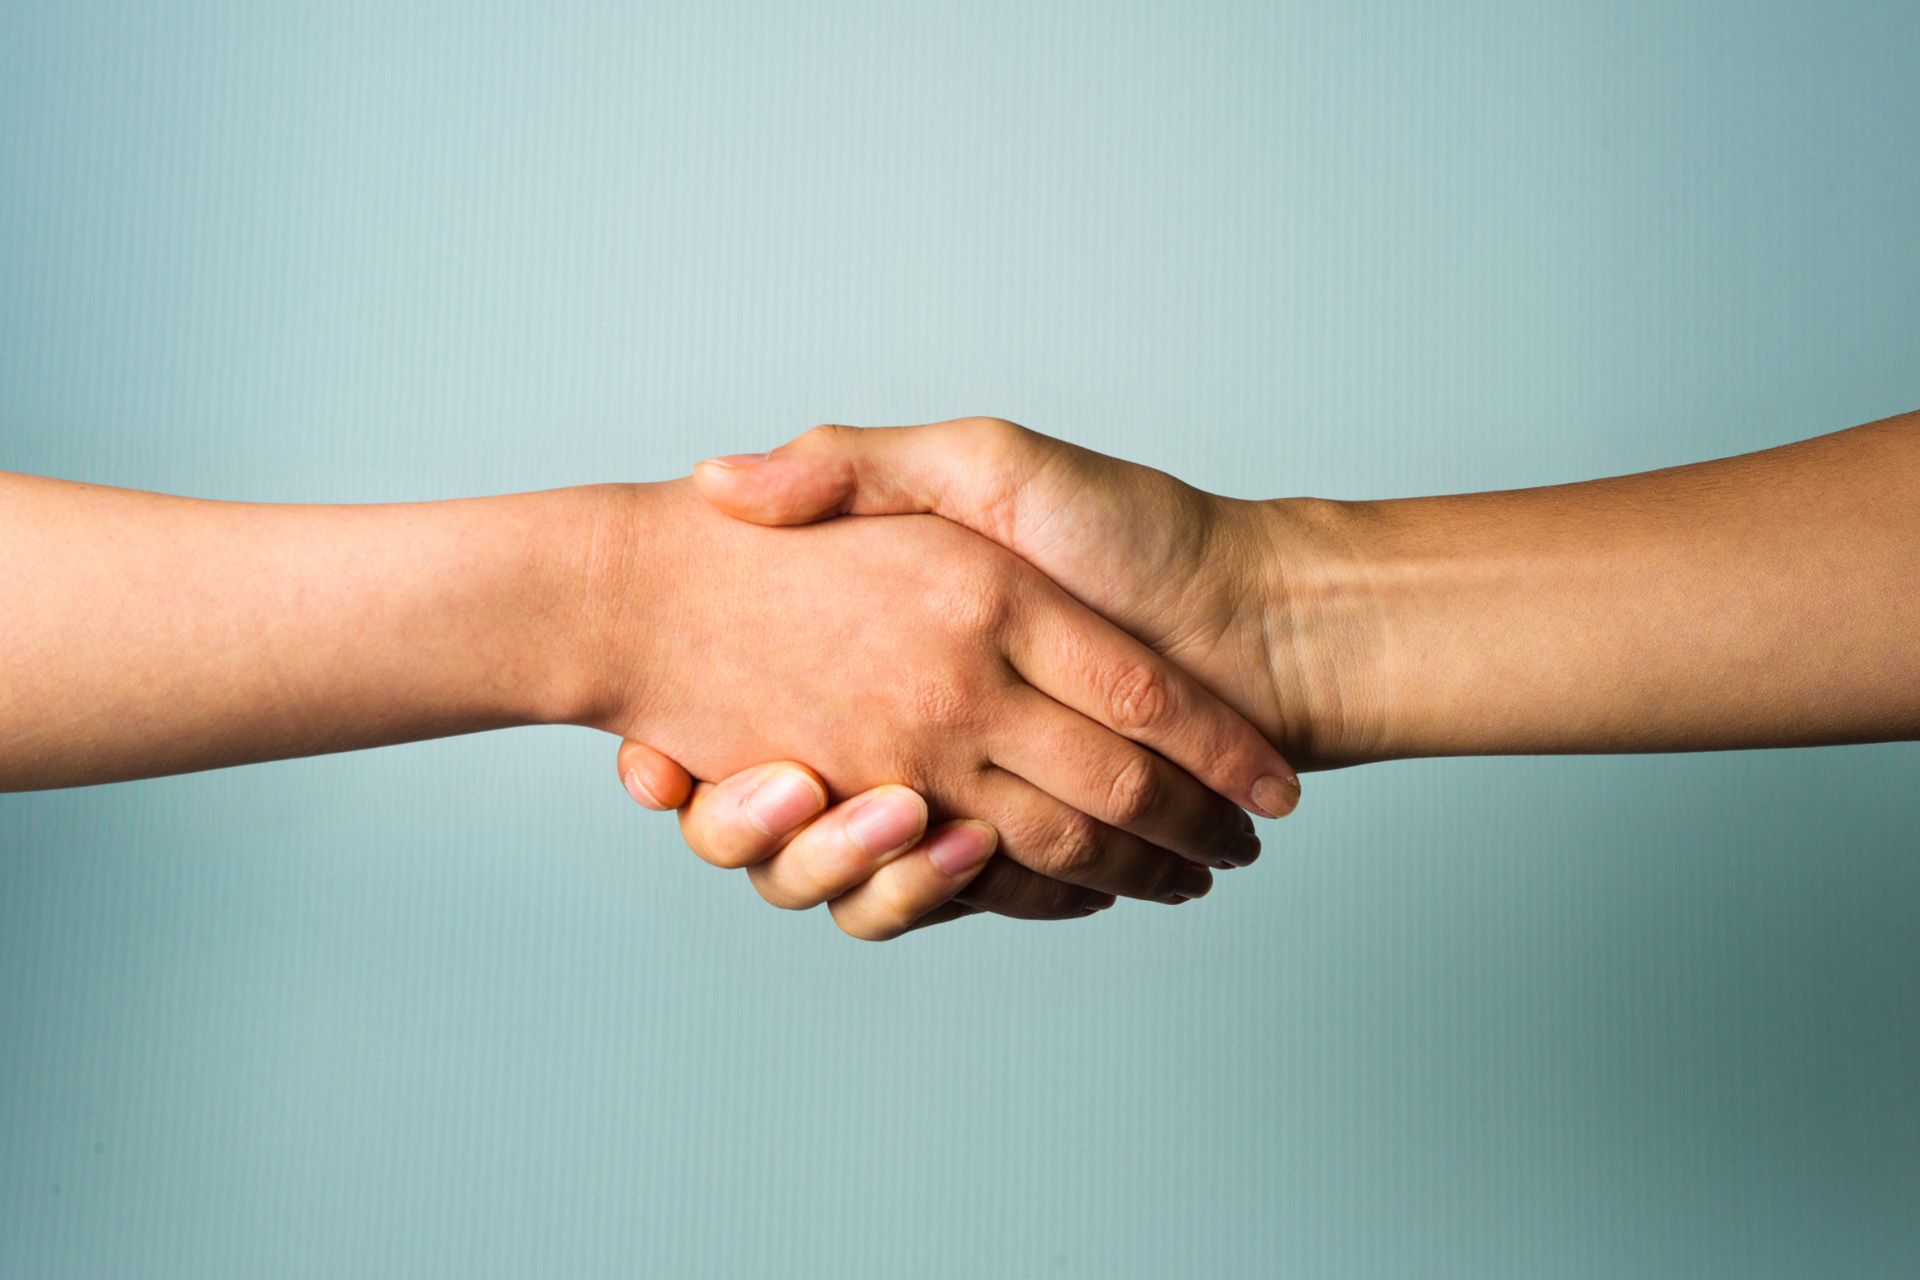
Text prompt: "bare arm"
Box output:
[[0, 473, 602, 787], [1307, 413, 1920, 759], [2, 470, 1292, 937], [692, 411, 1920, 769]]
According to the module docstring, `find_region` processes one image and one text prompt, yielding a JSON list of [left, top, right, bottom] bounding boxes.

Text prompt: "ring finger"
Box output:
[[960, 766, 1215, 905]]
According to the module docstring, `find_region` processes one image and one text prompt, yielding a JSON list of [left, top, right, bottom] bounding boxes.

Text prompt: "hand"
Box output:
[[584, 480, 1286, 925], [617, 743, 1008, 940], [689, 412, 1920, 764], [692, 417, 1343, 779]]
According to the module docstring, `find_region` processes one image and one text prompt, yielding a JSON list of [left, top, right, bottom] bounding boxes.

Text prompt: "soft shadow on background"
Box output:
[[3, 3, 1917, 1276]]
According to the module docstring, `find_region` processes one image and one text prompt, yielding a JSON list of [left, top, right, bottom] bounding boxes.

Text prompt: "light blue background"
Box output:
[[3, 2, 1917, 1275]]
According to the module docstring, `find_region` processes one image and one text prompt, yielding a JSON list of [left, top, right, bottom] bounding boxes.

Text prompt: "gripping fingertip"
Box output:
[[616, 740, 693, 810], [622, 768, 668, 810], [925, 820, 998, 877], [744, 768, 830, 836]]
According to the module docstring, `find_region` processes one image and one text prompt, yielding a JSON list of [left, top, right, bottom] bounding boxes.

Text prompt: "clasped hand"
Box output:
[[608, 421, 1306, 940]]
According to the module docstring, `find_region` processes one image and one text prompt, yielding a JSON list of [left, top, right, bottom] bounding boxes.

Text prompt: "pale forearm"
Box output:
[[1276, 412, 1920, 763], [0, 472, 615, 789]]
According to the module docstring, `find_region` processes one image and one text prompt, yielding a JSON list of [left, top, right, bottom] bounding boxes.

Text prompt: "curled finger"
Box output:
[[827, 820, 1002, 941], [747, 785, 929, 909], [677, 761, 830, 869]]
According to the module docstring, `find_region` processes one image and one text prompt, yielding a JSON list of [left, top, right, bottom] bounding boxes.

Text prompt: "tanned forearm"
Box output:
[[1273, 411, 1920, 763]]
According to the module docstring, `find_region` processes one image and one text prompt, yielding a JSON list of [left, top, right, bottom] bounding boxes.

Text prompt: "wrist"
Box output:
[[1244, 496, 1393, 769], [533, 480, 672, 734]]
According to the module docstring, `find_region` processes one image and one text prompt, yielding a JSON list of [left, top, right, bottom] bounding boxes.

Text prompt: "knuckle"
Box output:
[[957, 419, 1037, 536], [1038, 809, 1105, 880], [1103, 752, 1164, 829], [1103, 658, 1177, 737], [926, 557, 1018, 642], [962, 416, 1027, 454], [795, 422, 860, 455]]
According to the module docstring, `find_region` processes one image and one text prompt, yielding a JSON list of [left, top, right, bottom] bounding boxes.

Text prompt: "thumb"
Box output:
[[694, 419, 1053, 542], [693, 440, 864, 527]]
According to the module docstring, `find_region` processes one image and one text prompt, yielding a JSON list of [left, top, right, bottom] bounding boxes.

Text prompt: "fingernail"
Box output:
[[622, 769, 664, 809], [1081, 892, 1117, 914], [745, 770, 827, 835], [1163, 865, 1213, 903], [703, 453, 767, 469], [925, 821, 997, 876], [1251, 773, 1301, 819], [844, 787, 928, 857], [1222, 829, 1262, 868]]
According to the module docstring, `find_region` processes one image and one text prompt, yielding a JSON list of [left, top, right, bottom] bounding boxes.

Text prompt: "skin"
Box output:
[[645, 411, 1920, 925], [619, 751, 1000, 939], [1, 471, 1296, 939]]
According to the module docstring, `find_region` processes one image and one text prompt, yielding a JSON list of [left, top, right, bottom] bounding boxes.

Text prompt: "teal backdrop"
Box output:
[[3, 2, 1917, 1275]]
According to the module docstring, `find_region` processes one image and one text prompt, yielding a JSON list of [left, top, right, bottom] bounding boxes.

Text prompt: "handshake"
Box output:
[[609, 418, 1321, 940], [7, 410, 1916, 938]]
